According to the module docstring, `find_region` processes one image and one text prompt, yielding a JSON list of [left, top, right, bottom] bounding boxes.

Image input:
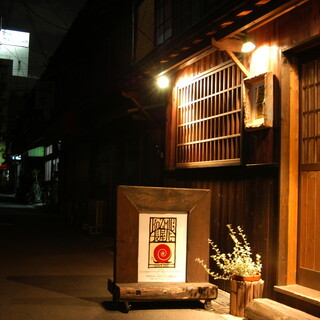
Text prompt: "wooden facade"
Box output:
[[27, 0, 320, 317], [163, 0, 320, 315], [164, 36, 280, 298]]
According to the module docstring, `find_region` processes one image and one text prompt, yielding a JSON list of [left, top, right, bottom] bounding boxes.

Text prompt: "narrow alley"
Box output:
[[0, 194, 238, 320]]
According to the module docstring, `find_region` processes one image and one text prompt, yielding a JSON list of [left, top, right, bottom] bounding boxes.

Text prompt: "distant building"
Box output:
[[0, 29, 36, 192]]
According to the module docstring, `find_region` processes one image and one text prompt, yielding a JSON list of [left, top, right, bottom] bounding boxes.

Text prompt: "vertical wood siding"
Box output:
[[165, 166, 278, 297], [165, 45, 279, 297]]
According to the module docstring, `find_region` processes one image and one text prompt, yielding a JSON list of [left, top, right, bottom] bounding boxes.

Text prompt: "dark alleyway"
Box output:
[[0, 194, 114, 320], [0, 194, 238, 320]]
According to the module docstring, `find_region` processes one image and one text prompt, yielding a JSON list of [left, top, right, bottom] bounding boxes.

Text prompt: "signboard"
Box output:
[[138, 212, 187, 282], [0, 29, 30, 47], [0, 29, 30, 77]]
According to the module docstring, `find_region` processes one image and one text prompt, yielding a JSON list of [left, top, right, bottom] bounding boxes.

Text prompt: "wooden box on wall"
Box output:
[[243, 72, 274, 131], [243, 72, 278, 165]]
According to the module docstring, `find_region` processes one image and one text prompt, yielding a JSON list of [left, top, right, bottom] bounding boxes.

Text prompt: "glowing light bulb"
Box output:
[[157, 76, 169, 88], [241, 41, 256, 53]]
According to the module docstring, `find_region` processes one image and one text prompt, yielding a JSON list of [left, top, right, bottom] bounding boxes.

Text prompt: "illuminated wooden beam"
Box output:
[[226, 49, 250, 78], [212, 38, 250, 77], [211, 38, 242, 52]]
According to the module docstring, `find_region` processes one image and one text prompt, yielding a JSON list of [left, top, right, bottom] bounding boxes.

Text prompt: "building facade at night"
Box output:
[[0, 28, 36, 192], [10, 0, 320, 316]]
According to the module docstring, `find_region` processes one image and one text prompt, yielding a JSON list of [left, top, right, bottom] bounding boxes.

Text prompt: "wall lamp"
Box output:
[[241, 40, 256, 52], [241, 33, 256, 52], [157, 75, 169, 88]]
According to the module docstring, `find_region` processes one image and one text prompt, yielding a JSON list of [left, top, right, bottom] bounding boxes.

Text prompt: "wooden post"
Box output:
[[230, 279, 264, 317]]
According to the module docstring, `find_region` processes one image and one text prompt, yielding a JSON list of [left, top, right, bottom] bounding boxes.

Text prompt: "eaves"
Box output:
[[125, 0, 309, 86]]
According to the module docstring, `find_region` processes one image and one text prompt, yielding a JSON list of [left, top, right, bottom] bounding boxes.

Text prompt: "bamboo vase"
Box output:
[[229, 278, 264, 317]]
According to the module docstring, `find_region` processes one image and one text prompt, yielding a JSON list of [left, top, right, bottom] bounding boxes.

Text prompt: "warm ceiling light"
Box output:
[[241, 40, 256, 53], [157, 75, 169, 88]]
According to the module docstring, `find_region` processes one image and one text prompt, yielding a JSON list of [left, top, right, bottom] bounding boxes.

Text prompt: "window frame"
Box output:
[[170, 59, 243, 169], [155, 0, 172, 45]]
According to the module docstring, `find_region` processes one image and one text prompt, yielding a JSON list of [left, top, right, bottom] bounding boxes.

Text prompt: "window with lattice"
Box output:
[[175, 60, 243, 167], [300, 56, 320, 167]]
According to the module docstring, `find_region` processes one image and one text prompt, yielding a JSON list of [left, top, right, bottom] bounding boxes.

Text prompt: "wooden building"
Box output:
[[21, 0, 320, 316]]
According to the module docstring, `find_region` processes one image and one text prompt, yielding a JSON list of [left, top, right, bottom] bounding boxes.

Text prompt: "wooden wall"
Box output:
[[164, 0, 320, 301], [58, 0, 320, 311], [164, 166, 279, 297], [163, 39, 280, 297]]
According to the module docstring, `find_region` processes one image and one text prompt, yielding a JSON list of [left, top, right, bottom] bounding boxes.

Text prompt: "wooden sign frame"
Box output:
[[114, 185, 211, 283]]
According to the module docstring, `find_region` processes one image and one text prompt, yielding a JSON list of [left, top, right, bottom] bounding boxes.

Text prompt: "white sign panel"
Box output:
[[138, 212, 187, 282], [0, 29, 30, 77], [0, 29, 30, 47]]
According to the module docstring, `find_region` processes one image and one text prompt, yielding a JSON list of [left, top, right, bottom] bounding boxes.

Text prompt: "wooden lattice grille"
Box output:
[[301, 57, 320, 166], [176, 61, 242, 167], [298, 53, 320, 290]]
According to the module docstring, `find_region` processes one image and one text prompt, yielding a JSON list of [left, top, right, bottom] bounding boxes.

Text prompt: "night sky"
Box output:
[[0, 0, 87, 78]]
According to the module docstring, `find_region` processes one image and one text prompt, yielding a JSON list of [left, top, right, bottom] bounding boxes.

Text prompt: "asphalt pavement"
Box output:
[[0, 193, 242, 320]]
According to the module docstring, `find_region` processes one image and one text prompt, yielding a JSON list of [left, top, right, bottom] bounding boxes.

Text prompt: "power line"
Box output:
[[18, 0, 68, 31], [18, 0, 49, 67], [45, 0, 70, 29]]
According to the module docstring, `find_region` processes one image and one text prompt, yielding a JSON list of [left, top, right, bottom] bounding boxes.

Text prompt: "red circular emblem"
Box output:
[[153, 244, 171, 263]]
